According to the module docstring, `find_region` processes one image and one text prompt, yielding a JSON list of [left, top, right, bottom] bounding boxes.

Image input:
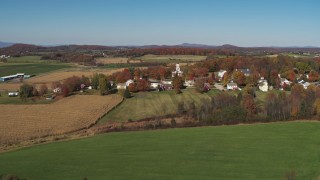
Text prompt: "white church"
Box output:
[[172, 64, 183, 77]]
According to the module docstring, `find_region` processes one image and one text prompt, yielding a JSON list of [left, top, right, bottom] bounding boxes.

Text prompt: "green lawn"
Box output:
[[101, 88, 220, 122], [0, 63, 71, 77], [0, 121, 319, 180], [135, 54, 207, 63]]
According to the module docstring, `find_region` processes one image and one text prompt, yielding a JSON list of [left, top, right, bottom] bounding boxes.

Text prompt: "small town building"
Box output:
[[227, 80, 238, 90], [125, 79, 134, 87], [184, 79, 195, 87], [298, 80, 310, 89], [148, 78, 160, 89], [172, 64, 183, 77], [116, 83, 127, 90]]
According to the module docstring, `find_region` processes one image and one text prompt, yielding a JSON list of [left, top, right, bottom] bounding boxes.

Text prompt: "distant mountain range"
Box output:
[[0, 41, 14, 48], [1, 41, 319, 49], [0, 41, 319, 56]]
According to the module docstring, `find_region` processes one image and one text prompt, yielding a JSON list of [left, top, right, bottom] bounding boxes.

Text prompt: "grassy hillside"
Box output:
[[101, 88, 220, 122], [0, 63, 71, 77], [6, 56, 58, 63], [0, 122, 319, 179]]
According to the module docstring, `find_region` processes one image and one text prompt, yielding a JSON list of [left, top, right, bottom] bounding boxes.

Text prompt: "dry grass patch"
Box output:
[[0, 94, 122, 144], [96, 57, 129, 64]]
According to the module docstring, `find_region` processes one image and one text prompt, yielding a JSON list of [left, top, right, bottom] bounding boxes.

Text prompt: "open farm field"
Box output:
[[135, 54, 207, 63], [0, 121, 319, 179], [96, 57, 129, 64], [100, 89, 220, 123], [0, 94, 122, 144], [0, 68, 123, 91], [0, 63, 70, 77]]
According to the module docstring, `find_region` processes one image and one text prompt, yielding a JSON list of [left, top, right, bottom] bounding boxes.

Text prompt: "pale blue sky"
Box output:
[[0, 0, 319, 46]]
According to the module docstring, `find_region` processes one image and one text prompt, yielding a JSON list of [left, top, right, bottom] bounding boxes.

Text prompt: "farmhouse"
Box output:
[[227, 80, 238, 90]]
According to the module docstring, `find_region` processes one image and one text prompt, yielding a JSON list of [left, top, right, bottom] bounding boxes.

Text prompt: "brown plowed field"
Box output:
[[0, 94, 122, 144]]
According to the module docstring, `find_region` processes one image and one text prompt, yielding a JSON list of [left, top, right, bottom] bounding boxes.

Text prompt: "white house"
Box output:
[[298, 80, 310, 89], [116, 83, 127, 90], [184, 79, 195, 87], [148, 78, 160, 89], [258, 77, 268, 92], [214, 70, 227, 81], [161, 79, 172, 85], [125, 79, 134, 87], [172, 64, 183, 77], [279, 74, 292, 86], [227, 81, 238, 90]]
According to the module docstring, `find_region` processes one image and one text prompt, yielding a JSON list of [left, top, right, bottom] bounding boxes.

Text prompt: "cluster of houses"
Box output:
[[0, 73, 31, 82], [117, 64, 187, 91]]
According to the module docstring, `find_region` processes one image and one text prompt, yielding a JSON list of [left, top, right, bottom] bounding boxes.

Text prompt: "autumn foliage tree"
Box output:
[[233, 71, 246, 86], [241, 94, 257, 116], [172, 75, 184, 94], [136, 79, 150, 92]]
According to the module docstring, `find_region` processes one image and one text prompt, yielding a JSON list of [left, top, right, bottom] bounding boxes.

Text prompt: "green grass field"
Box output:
[[101, 89, 220, 123], [0, 121, 319, 180], [0, 63, 71, 77], [135, 54, 207, 63]]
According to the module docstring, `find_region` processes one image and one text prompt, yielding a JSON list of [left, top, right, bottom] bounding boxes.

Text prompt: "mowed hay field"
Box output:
[[0, 95, 122, 144], [96, 57, 129, 64], [0, 122, 319, 179], [100, 89, 220, 123]]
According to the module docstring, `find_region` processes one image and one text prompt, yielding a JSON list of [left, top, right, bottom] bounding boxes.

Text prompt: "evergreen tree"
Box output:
[[123, 87, 131, 98], [99, 77, 107, 95]]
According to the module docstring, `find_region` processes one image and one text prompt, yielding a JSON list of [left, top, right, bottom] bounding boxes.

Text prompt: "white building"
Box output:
[[172, 64, 183, 77], [116, 83, 127, 90], [227, 80, 238, 90], [184, 80, 195, 87], [298, 80, 310, 89], [149, 78, 160, 89], [258, 77, 268, 92], [214, 70, 227, 81]]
